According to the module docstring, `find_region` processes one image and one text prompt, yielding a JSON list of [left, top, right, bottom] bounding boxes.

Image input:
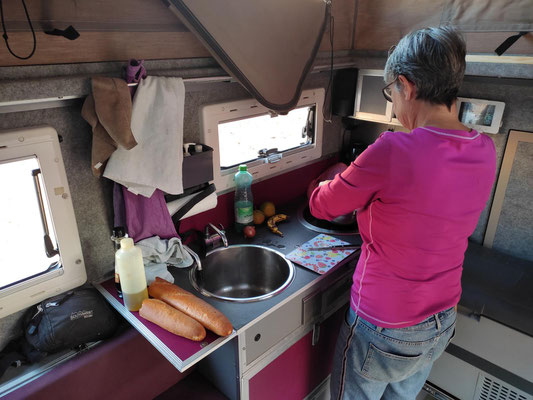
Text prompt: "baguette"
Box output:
[[139, 299, 206, 341], [149, 277, 233, 337]]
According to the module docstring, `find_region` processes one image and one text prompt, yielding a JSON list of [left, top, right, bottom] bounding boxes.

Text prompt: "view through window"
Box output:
[[0, 156, 60, 289], [218, 106, 314, 168]]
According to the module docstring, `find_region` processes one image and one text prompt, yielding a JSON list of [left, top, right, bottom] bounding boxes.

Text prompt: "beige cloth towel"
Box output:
[[103, 76, 185, 197], [81, 77, 137, 176]]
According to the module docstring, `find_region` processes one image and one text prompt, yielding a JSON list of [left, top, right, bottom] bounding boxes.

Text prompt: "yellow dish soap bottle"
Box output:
[[116, 238, 148, 311]]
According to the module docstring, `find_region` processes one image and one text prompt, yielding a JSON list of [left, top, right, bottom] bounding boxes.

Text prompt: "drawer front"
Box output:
[[302, 269, 353, 325], [245, 298, 302, 365], [322, 271, 352, 314]]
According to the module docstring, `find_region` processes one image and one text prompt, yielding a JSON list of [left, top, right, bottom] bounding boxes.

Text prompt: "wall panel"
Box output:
[[353, 0, 533, 54], [319, 0, 357, 51]]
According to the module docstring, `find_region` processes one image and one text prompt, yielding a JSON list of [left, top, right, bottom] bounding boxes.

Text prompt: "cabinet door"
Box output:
[[247, 307, 346, 400]]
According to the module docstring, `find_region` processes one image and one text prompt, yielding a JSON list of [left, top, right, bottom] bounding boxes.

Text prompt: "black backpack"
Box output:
[[0, 286, 121, 378]]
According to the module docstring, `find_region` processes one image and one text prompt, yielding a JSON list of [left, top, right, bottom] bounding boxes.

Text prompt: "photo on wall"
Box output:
[[459, 102, 496, 126]]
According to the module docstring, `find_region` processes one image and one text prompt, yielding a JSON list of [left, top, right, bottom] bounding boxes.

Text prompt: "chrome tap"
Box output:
[[204, 223, 228, 249], [183, 244, 202, 272]]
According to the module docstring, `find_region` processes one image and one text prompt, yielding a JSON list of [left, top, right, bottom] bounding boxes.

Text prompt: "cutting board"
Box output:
[[286, 234, 357, 274]]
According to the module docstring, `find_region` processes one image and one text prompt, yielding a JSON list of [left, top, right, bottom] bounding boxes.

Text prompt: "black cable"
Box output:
[[0, 0, 36, 60], [323, 3, 335, 123]]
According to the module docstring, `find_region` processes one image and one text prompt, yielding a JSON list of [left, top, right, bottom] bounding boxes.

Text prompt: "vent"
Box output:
[[474, 373, 532, 400]]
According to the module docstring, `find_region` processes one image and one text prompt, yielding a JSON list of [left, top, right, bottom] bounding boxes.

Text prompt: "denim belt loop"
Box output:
[[376, 326, 383, 333], [435, 314, 442, 331]]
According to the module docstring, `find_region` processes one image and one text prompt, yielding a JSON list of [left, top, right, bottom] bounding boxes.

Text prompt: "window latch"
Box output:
[[32, 169, 60, 258], [258, 148, 282, 163]]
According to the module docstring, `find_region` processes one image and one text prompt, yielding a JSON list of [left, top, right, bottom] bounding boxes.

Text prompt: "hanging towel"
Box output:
[[81, 77, 137, 176], [123, 187, 178, 242], [136, 236, 194, 285], [136, 236, 193, 269], [104, 76, 185, 197]]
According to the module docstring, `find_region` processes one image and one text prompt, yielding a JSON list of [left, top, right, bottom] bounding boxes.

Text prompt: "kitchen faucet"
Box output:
[[204, 223, 229, 249], [183, 223, 227, 273]]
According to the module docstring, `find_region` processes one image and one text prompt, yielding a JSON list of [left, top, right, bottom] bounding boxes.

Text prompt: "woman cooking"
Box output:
[[309, 26, 496, 399]]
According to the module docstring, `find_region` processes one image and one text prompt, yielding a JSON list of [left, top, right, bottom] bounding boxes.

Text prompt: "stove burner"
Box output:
[[297, 204, 358, 236]]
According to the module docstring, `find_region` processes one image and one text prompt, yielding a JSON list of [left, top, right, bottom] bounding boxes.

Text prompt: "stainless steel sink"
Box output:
[[189, 245, 295, 302]]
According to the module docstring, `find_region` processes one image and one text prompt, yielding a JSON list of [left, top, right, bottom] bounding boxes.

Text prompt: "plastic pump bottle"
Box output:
[[115, 238, 148, 311], [234, 164, 253, 232]]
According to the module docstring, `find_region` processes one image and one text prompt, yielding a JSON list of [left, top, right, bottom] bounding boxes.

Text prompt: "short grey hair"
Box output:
[[384, 26, 466, 109]]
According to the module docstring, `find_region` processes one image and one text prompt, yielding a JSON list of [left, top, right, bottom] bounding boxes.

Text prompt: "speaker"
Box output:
[[331, 68, 358, 117]]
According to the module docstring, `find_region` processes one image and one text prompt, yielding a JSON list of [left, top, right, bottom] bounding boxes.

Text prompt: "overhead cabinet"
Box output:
[[164, 0, 328, 113]]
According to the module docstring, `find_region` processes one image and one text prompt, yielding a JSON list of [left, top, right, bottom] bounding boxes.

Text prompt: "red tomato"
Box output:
[[243, 225, 256, 238]]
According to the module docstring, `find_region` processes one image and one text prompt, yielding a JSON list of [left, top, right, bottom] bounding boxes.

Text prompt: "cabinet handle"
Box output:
[[312, 324, 320, 346]]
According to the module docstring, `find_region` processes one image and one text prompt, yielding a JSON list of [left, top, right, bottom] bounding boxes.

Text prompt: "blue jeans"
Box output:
[[330, 306, 456, 400]]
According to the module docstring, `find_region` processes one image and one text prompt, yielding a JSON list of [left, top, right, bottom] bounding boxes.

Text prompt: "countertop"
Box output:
[[96, 196, 361, 371], [170, 197, 362, 332]]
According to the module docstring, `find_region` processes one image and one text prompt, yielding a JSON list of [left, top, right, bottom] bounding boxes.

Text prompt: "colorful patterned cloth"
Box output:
[[286, 234, 356, 274]]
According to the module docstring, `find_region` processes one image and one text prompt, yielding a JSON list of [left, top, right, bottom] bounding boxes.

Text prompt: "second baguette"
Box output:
[[149, 277, 233, 337], [139, 298, 206, 341]]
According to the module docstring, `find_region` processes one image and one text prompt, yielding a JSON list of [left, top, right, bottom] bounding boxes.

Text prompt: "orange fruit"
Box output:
[[260, 201, 276, 218], [253, 210, 265, 225]]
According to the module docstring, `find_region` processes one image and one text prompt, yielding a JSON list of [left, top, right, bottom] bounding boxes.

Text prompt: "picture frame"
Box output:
[[456, 97, 505, 134]]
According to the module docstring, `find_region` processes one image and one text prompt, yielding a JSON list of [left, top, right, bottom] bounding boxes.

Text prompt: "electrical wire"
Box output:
[[0, 0, 36, 60], [322, 3, 335, 123]]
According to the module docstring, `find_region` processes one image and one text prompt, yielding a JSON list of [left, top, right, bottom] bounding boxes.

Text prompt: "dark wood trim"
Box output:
[[0, 32, 211, 66]]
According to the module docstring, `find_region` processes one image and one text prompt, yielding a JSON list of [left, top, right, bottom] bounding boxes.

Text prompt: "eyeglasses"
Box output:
[[382, 79, 396, 102]]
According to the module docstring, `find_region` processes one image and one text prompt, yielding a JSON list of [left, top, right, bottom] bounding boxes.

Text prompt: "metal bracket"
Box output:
[[258, 148, 283, 164], [266, 153, 282, 163]]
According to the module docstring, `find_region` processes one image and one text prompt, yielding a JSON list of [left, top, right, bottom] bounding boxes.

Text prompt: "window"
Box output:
[[201, 88, 324, 192], [0, 126, 86, 317]]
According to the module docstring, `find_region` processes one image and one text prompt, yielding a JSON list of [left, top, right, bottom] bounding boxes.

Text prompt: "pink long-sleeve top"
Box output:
[[309, 126, 496, 328]]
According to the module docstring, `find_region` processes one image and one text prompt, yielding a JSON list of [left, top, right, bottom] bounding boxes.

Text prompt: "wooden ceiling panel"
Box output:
[[354, 0, 533, 55], [0, 0, 186, 32], [0, 32, 210, 66], [354, 0, 443, 51], [0, 0, 355, 66]]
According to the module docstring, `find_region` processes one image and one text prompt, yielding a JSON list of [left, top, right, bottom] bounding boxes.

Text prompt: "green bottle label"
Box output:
[[236, 206, 253, 224]]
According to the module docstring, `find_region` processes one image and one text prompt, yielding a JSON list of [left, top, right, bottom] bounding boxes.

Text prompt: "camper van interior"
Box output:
[[0, 1, 532, 399]]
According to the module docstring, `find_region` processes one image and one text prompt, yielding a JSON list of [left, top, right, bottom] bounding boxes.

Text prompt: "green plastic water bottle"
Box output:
[[234, 164, 253, 232]]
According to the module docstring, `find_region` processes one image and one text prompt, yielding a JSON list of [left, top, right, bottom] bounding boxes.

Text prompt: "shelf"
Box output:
[[95, 279, 236, 372]]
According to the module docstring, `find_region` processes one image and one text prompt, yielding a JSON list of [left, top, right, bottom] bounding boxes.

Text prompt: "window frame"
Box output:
[[200, 88, 324, 192], [0, 125, 86, 317], [456, 97, 505, 134]]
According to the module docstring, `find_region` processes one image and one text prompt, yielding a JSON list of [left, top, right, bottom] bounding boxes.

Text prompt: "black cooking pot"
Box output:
[[331, 211, 357, 226]]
